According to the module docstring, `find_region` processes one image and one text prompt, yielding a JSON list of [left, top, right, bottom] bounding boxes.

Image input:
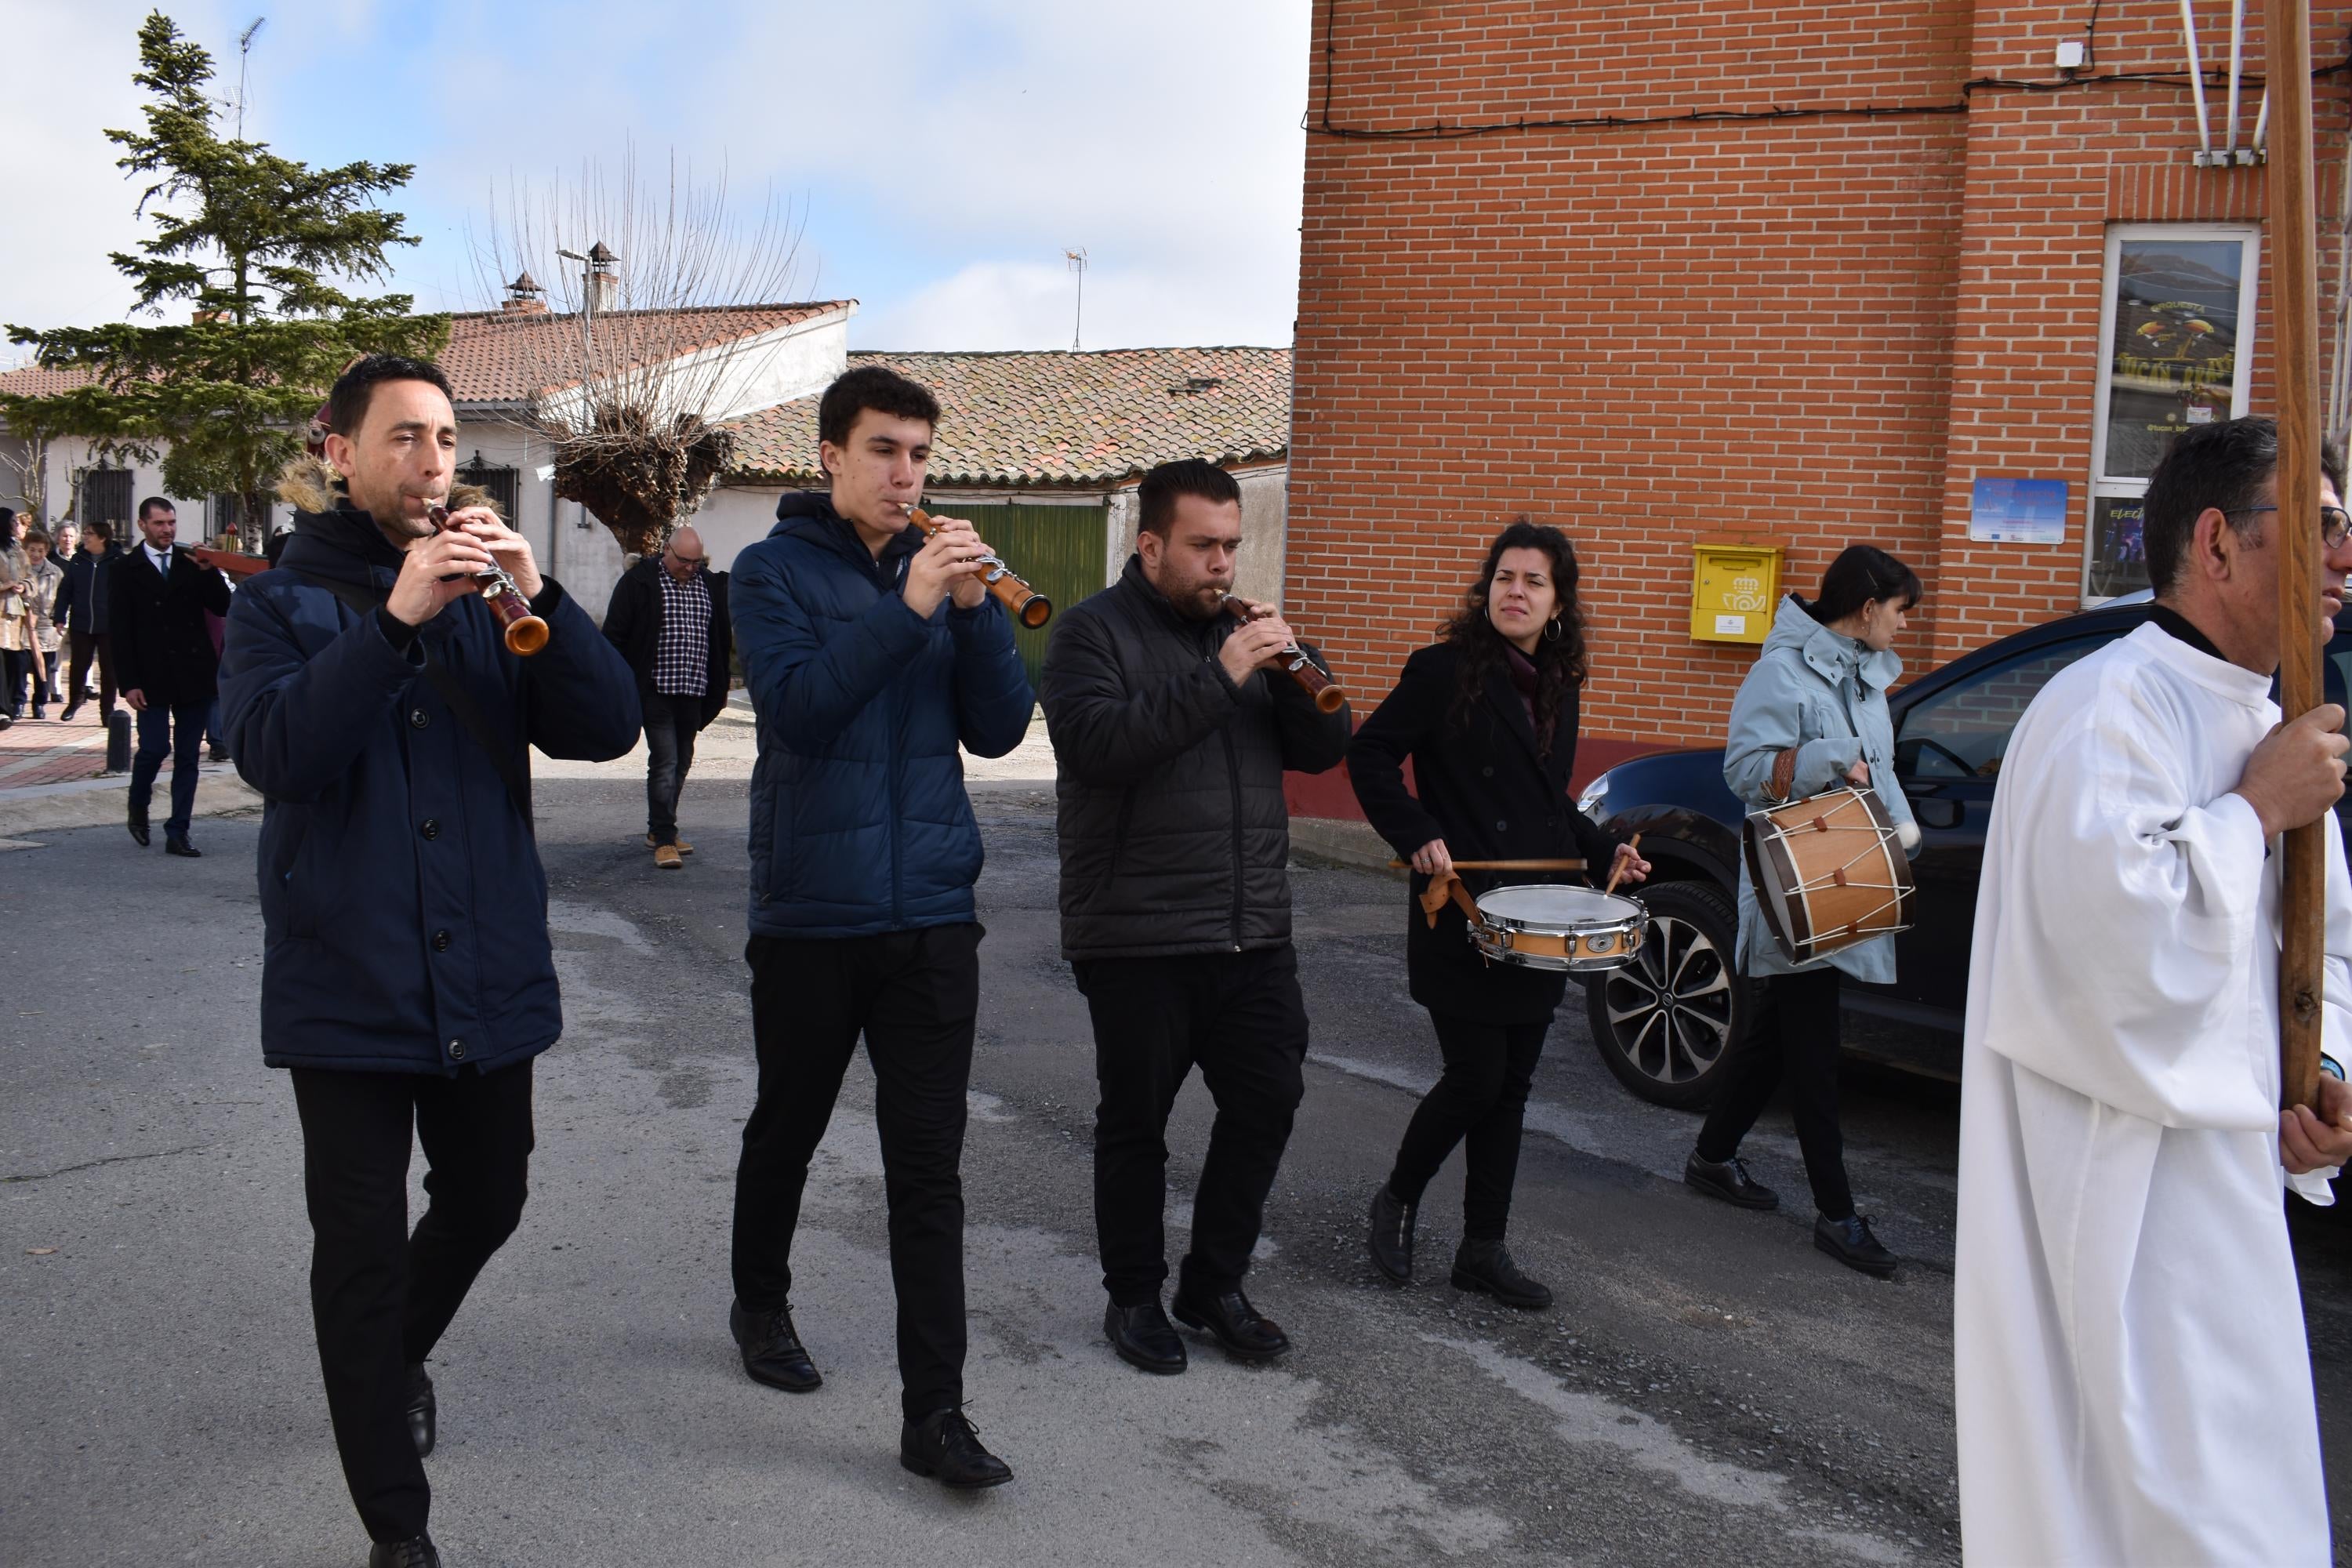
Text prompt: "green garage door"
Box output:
[[950, 502, 1109, 694]]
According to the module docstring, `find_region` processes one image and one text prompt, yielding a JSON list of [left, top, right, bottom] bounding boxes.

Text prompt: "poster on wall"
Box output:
[[1968, 477, 2069, 543], [2100, 238, 2246, 481], [2086, 495, 2150, 600]]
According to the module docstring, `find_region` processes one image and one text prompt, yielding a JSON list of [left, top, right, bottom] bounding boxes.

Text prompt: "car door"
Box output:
[[1873, 632, 2132, 1022]]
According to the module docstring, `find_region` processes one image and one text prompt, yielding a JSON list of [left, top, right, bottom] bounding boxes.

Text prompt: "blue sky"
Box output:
[[9, 0, 1311, 353]]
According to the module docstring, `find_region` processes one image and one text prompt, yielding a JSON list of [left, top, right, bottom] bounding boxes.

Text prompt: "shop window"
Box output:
[[2085, 224, 2259, 603]]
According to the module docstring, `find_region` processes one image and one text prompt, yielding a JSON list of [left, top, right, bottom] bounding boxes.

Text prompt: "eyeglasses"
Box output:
[[2225, 504, 2352, 549]]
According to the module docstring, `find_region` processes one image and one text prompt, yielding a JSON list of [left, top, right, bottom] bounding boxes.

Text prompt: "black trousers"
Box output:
[[641, 690, 701, 844], [64, 629, 114, 713], [130, 700, 207, 837], [4, 647, 45, 714], [731, 925, 979, 1423], [1074, 945, 1309, 1306], [289, 1060, 535, 1544], [1388, 1012, 1551, 1241], [1694, 965, 1854, 1219]]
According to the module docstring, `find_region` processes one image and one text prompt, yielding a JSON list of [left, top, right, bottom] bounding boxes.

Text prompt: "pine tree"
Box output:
[[1, 10, 448, 535]]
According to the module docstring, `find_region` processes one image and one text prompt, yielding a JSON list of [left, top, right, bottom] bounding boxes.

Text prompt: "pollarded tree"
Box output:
[[1, 10, 447, 535]]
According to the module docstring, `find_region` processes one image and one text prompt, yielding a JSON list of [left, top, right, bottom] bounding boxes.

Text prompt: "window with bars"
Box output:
[[78, 467, 135, 529], [457, 452, 521, 521]]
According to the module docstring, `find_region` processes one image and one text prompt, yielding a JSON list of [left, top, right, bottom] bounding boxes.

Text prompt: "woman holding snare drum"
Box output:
[[1348, 521, 1648, 1308]]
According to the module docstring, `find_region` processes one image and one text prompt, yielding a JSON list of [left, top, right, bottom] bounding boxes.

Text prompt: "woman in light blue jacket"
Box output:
[[1682, 546, 1922, 1279]]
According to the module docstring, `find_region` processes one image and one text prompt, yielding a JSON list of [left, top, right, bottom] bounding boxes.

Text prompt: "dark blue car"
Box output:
[[1574, 601, 2352, 1107]]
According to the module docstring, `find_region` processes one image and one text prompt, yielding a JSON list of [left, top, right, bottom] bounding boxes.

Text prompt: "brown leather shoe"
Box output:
[[645, 833, 694, 855], [654, 843, 683, 869]]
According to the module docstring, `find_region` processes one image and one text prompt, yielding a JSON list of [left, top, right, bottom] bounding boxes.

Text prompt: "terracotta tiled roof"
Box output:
[[0, 364, 98, 397], [0, 301, 855, 409], [438, 300, 852, 404], [726, 347, 1292, 487]]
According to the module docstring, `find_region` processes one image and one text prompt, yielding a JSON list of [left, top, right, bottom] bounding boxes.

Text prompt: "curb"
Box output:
[[0, 765, 263, 840], [1290, 816, 1402, 877]]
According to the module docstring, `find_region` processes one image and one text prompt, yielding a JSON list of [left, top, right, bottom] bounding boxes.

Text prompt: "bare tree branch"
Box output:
[[470, 149, 811, 554]]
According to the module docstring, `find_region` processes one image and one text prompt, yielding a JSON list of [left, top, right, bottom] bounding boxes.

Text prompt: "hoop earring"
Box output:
[[1544, 615, 1563, 643]]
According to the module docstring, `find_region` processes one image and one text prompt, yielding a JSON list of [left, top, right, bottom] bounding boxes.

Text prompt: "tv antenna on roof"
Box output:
[[1065, 248, 1087, 350], [234, 18, 266, 140]]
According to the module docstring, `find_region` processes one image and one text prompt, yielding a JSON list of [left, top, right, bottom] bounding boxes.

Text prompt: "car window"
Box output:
[[1896, 635, 2122, 780]]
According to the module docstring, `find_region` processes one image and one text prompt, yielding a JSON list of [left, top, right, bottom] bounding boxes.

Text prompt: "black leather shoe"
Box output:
[[1104, 1299, 1186, 1374], [1170, 1282, 1291, 1362], [1450, 1239, 1553, 1309], [405, 1363, 435, 1457], [730, 1298, 821, 1392], [367, 1536, 441, 1568], [1685, 1150, 1780, 1210], [1368, 1182, 1415, 1284], [208, 742, 230, 762], [126, 804, 148, 848], [165, 834, 200, 858], [899, 1406, 1012, 1489], [1815, 1213, 1898, 1278], [58, 703, 79, 724]]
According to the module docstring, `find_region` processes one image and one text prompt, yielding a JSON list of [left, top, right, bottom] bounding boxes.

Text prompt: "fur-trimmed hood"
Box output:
[[274, 453, 503, 520]]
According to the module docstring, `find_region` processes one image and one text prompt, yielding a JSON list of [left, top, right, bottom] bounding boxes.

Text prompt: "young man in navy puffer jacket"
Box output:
[[726, 365, 1032, 1489]]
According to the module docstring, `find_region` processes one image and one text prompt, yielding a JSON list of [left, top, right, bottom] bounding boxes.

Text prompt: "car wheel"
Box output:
[[1584, 878, 1760, 1109]]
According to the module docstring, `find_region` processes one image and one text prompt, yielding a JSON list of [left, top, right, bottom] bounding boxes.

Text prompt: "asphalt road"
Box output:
[[6, 760, 2352, 1566]]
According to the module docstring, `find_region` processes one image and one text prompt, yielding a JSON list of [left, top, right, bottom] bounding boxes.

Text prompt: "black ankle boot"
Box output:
[[1685, 1149, 1780, 1210], [367, 1535, 440, 1568], [1104, 1299, 1186, 1374], [1368, 1182, 1414, 1284], [1450, 1239, 1553, 1309]]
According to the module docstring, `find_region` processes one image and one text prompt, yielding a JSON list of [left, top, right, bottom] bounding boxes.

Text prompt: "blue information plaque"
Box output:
[[1969, 477, 2070, 544]]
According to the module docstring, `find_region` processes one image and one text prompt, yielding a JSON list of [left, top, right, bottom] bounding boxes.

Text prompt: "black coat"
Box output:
[[220, 502, 643, 1075], [601, 554, 733, 728], [1040, 555, 1352, 960], [53, 545, 117, 636], [109, 543, 231, 706], [1347, 640, 1622, 1023]]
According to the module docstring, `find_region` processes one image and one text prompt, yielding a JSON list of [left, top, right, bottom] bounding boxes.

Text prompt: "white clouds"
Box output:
[[856, 256, 1289, 353], [3, 0, 1312, 351]]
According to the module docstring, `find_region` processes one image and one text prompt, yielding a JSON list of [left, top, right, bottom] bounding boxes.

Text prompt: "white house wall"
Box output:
[[0, 433, 214, 539]]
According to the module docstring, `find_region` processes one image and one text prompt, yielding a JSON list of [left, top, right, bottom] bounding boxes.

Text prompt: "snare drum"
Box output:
[[1743, 786, 1915, 964], [1469, 884, 1649, 973]]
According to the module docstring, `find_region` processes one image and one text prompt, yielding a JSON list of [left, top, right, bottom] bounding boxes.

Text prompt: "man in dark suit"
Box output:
[[601, 523, 733, 869], [111, 497, 230, 856]]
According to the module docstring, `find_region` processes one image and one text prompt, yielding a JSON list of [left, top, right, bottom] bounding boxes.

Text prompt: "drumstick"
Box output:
[[1386, 858, 1588, 872], [1603, 833, 1643, 897]]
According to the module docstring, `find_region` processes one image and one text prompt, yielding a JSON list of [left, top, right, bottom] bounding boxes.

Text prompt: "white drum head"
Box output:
[[1475, 885, 1643, 929]]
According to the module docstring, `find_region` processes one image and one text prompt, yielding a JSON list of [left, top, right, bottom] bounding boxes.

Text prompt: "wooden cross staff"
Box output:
[[2270, 0, 2326, 1110]]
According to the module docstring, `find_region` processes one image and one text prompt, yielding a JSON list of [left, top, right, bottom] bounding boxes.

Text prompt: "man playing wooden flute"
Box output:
[[727, 365, 1032, 1487], [1955, 416, 2352, 1565]]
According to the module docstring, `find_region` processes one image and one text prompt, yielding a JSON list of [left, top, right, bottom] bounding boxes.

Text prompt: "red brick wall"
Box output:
[[1288, 0, 2350, 801]]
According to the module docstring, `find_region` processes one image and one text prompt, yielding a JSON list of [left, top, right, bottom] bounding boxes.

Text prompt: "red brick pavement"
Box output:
[[0, 703, 117, 789]]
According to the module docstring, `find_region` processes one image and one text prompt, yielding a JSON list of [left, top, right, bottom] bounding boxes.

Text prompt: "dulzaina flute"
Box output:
[[429, 504, 549, 656], [906, 507, 1053, 628], [1218, 592, 1347, 713]]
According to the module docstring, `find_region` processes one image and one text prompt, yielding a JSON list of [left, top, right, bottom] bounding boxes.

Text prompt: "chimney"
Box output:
[[583, 241, 620, 314], [502, 270, 549, 315]]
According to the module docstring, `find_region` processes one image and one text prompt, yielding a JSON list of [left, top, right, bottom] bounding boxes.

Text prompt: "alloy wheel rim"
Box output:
[[1600, 914, 1735, 1085]]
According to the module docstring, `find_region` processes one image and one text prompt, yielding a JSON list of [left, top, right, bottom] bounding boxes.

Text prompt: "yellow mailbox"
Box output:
[[1690, 543, 1783, 645]]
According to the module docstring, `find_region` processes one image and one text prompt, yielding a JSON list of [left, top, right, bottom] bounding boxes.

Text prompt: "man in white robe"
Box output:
[[1956, 415, 2352, 1566]]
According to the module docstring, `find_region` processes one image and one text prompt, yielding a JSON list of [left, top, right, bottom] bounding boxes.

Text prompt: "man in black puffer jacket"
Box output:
[[1040, 458, 1349, 1377]]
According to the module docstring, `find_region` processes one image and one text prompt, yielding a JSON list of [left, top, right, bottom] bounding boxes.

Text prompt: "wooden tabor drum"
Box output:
[[1743, 786, 1915, 965]]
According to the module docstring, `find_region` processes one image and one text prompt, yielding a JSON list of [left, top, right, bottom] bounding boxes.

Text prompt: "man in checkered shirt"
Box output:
[[602, 524, 734, 868]]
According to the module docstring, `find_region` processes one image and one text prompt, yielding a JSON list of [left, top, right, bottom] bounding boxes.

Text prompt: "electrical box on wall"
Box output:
[[1690, 543, 1783, 644]]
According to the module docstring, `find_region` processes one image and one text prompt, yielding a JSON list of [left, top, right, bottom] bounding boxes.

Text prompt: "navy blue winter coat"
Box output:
[[734, 492, 1033, 939], [219, 492, 641, 1076]]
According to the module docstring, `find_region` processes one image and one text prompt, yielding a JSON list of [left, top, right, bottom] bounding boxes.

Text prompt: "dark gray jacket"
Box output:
[[1040, 555, 1350, 960]]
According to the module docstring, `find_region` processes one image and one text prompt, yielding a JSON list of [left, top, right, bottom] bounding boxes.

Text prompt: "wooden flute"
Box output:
[[1218, 592, 1346, 713], [429, 504, 548, 655], [907, 507, 1052, 628]]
